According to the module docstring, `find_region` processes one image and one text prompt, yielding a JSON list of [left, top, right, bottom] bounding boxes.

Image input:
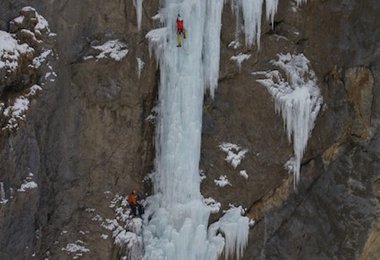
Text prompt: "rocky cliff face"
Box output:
[[0, 0, 379, 259]]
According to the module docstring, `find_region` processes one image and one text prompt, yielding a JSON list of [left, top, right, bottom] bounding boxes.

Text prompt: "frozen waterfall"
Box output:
[[142, 0, 308, 259]]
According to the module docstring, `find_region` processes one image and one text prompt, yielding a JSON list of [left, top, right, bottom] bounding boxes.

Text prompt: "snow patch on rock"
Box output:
[[62, 240, 90, 259], [214, 175, 232, 187], [239, 170, 249, 179], [3, 85, 42, 131], [0, 31, 33, 71], [86, 40, 128, 61], [219, 143, 248, 169], [17, 172, 38, 192]]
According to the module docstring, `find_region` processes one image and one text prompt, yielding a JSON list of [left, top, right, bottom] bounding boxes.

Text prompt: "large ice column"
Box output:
[[255, 53, 322, 188], [144, 0, 250, 259], [144, 1, 215, 259], [152, 1, 206, 206]]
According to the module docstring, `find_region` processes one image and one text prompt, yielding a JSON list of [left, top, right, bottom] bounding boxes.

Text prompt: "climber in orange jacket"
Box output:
[[128, 190, 144, 217], [176, 14, 187, 47]]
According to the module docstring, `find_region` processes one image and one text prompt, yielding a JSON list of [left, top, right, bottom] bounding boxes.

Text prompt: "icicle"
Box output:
[[232, 0, 241, 48], [133, 0, 144, 31], [241, 0, 264, 48], [266, 0, 279, 27], [295, 0, 308, 6], [136, 57, 145, 79], [0, 182, 7, 204]]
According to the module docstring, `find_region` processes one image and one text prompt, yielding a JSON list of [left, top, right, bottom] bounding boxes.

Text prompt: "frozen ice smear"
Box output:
[[137, 57, 145, 79], [255, 53, 322, 188], [133, 0, 144, 31], [0, 182, 8, 204]]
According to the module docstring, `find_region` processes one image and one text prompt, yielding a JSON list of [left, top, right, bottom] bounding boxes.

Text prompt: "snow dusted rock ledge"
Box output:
[[2, 84, 42, 131], [0, 6, 56, 132]]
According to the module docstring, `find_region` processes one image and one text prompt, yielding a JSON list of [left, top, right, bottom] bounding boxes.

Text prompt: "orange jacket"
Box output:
[[128, 193, 137, 205]]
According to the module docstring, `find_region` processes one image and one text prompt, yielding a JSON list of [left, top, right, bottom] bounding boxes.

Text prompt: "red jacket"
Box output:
[[176, 18, 184, 30]]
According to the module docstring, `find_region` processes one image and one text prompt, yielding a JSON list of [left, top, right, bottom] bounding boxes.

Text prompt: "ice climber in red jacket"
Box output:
[[176, 14, 187, 47]]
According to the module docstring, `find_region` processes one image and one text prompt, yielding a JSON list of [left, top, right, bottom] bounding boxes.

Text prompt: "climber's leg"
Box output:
[[177, 32, 182, 47]]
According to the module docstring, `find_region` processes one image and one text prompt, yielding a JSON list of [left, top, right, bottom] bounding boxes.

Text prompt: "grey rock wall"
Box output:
[[0, 0, 379, 259]]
